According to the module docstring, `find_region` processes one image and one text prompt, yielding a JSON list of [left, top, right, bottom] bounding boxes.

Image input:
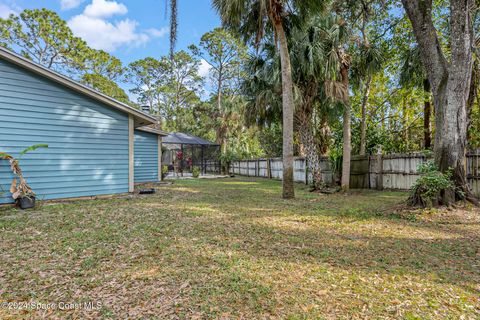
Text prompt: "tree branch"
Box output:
[[401, 0, 448, 97]]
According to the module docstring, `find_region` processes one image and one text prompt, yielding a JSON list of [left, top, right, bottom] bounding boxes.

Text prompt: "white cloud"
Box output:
[[84, 0, 127, 18], [146, 27, 169, 38], [60, 0, 84, 10], [69, 15, 148, 51], [68, 0, 166, 52], [198, 59, 212, 78], [0, 3, 16, 18]]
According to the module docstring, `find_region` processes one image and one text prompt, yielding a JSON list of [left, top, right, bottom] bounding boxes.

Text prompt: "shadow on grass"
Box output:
[[153, 178, 479, 296], [1, 177, 478, 318]]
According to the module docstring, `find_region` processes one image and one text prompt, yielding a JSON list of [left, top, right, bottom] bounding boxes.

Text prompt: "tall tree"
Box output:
[[318, 15, 352, 190], [168, 0, 178, 57], [399, 45, 432, 149], [189, 28, 247, 160], [341, 0, 386, 156], [213, 0, 324, 199], [290, 16, 348, 189], [127, 57, 168, 116], [350, 40, 385, 156], [0, 9, 87, 74], [243, 15, 348, 190], [0, 9, 132, 105], [401, 0, 477, 205], [128, 51, 203, 130], [81, 73, 130, 104], [82, 49, 124, 81], [165, 51, 204, 129]]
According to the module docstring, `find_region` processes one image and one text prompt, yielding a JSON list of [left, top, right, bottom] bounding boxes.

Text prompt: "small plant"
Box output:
[[0, 144, 48, 209], [328, 149, 342, 185], [161, 165, 169, 180], [219, 152, 233, 175], [192, 166, 201, 178], [408, 161, 454, 207]]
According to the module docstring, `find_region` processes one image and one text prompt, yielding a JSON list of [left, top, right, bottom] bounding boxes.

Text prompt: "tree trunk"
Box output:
[[359, 75, 372, 156], [402, 96, 409, 150], [275, 22, 295, 199], [216, 70, 226, 174], [298, 113, 323, 189], [341, 63, 351, 191], [423, 79, 432, 149], [402, 0, 477, 205], [433, 0, 475, 205], [216, 123, 228, 175], [466, 61, 478, 143], [221, 135, 228, 174]]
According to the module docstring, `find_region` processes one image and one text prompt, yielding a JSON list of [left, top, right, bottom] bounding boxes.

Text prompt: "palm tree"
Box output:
[[167, 0, 178, 57], [316, 15, 351, 190], [244, 39, 330, 187], [351, 43, 385, 155], [290, 17, 347, 189], [212, 0, 324, 199], [243, 15, 348, 190], [399, 45, 432, 149], [337, 0, 385, 157]]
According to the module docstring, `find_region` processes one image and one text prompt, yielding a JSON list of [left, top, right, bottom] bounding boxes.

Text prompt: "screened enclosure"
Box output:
[[162, 132, 221, 176]]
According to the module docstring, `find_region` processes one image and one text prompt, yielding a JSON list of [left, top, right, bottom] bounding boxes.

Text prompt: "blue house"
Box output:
[[134, 127, 162, 183], [0, 48, 166, 204]]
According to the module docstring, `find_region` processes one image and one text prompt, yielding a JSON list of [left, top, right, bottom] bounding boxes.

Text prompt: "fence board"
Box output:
[[229, 152, 480, 196]]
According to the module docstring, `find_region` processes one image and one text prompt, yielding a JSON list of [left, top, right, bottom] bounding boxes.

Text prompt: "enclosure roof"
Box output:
[[163, 132, 219, 146], [0, 47, 156, 127]]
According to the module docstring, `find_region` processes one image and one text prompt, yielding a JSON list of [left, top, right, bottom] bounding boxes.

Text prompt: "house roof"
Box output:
[[136, 125, 168, 136], [0, 47, 157, 127], [163, 132, 219, 146]]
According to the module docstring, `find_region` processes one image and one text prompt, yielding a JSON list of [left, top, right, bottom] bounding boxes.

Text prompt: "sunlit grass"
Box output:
[[0, 177, 478, 319]]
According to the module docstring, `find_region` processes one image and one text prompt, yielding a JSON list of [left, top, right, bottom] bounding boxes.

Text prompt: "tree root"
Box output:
[[407, 185, 479, 208]]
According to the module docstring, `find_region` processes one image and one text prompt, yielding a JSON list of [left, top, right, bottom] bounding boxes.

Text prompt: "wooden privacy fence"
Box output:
[[230, 157, 333, 185], [230, 152, 480, 196], [204, 160, 221, 174]]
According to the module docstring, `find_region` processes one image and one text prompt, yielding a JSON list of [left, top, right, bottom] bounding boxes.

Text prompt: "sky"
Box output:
[[0, 0, 221, 93]]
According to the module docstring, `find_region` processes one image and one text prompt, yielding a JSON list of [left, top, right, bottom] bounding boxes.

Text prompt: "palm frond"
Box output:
[[19, 144, 48, 157], [399, 45, 426, 88]]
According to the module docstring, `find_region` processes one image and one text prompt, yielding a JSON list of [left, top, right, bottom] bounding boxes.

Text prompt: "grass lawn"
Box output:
[[0, 177, 479, 319]]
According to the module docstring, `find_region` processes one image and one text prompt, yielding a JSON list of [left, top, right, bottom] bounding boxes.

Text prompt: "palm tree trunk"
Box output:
[[359, 76, 372, 156], [341, 64, 351, 191], [169, 0, 178, 57], [275, 22, 295, 199], [298, 116, 322, 189]]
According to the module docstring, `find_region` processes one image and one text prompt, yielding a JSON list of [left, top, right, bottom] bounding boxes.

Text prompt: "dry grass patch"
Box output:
[[0, 177, 479, 319]]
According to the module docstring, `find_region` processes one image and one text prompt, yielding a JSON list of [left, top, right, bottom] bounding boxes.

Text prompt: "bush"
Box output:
[[192, 166, 201, 178], [161, 165, 169, 180], [408, 161, 454, 207]]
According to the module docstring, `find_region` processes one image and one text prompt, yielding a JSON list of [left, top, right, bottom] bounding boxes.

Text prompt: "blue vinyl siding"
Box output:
[[0, 59, 129, 203], [134, 130, 158, 183]]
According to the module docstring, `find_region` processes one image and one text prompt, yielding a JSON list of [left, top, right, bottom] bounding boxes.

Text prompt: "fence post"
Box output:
[[304, 158, 308, 185], [376, 147, 383, 190], [267, 158, 272, 179], [256, 159, 259, 177]]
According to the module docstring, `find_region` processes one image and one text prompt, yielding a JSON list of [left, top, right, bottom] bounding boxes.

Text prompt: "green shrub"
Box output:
[[408, 161, 454, 207], [192, 166, 201, 178], [161, 165, 169, 180]]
